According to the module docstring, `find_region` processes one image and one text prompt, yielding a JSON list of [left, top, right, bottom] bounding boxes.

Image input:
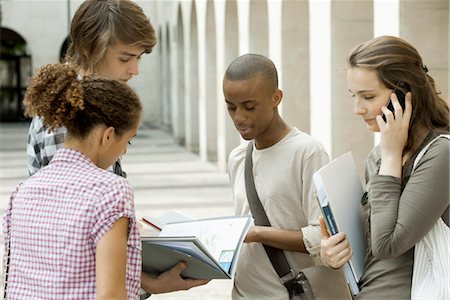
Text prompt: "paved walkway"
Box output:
[[0, 122, 233, 299]]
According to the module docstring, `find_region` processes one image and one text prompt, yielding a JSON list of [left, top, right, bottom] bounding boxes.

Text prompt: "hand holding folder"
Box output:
[[313, 152, 365, 296]]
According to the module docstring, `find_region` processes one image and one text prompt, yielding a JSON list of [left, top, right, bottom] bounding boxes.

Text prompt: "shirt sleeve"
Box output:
[[91, 179, 137, 245], [27, 116, 43, 176], [368, 138, 449, 259], [301, 146, 330, 255]]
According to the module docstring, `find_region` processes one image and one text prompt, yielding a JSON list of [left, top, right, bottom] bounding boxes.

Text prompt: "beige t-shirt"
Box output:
[[228, 128, 329, 300], [357, 131, 449, 299]]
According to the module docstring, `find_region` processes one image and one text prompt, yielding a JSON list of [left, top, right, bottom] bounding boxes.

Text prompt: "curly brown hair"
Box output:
[[24, 63, 142, 138]]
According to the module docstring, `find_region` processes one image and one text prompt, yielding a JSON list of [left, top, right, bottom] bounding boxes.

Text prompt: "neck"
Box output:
[[402, 124, 430, 164], [64, 136, 99, 165], [412, 124, 431, 151], [254, 114, 292, 150]]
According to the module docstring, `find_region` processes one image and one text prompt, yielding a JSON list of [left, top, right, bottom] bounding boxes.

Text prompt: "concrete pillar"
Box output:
[[186, 1, 200, 154], [165, 24, 173, 132], [218, 0, 241, 171], [331, 0, 374, 177], [159, 26, 170, 130], [400, 0, 449, 101], [249, 0, 268, 56], [175, 5, 186, 145], [204, 0, 218, 162], [281, 0, 310, 133]]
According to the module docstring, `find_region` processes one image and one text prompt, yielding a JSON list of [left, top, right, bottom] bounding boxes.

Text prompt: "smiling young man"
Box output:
[[27, 0, 155, 177], [223, 54, 330, 299]]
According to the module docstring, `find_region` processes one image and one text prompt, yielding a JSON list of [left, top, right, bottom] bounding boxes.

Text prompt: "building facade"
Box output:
[[1, 0, 449, 175]]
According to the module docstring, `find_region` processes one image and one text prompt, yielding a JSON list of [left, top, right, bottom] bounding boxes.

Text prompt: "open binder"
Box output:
[[141, 215, 253, 279]]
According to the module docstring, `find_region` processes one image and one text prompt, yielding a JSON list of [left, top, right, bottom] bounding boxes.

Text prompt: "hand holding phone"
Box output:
[[382, 82, 409, 122]]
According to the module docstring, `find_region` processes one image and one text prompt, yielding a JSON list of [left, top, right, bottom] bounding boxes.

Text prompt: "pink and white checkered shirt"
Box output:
[[2, 148, 141, 299]]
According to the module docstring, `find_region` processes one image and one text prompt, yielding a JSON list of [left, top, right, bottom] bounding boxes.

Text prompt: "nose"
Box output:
[[232, 108, 247, 125], [353, 98, 366, 116], [129, 60, 139, 76]]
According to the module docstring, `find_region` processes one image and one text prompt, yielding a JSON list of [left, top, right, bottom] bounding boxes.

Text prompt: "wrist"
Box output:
[[247, 226, 264, 243], [379, 154, 402, 177]]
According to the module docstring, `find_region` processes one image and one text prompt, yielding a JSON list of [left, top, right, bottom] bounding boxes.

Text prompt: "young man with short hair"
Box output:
[[223, 53, 329, 299]]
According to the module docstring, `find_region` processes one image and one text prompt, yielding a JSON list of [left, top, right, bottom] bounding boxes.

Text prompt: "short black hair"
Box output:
[[224, 53, 278, 91]]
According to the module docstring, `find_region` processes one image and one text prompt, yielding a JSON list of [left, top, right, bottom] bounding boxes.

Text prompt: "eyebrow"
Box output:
[[119, 51, 145, 57], [225, 100, 256, 105], [348, 88, 375, 94]]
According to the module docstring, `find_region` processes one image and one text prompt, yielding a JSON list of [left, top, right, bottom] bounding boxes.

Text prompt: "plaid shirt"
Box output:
[[27, 116, 126, 177], [2, 148, 141, 299]]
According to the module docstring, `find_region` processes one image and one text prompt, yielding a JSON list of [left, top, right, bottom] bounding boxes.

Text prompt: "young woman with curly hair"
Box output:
[[4, 63, 207, 299]]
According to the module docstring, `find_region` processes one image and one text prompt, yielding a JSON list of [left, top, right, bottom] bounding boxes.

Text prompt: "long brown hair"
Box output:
[[348, 35, 449, 153], [66, 0, 157, 73], [24, 63, 142, 138]]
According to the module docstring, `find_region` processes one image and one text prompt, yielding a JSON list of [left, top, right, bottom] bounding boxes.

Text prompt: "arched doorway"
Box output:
[[0, 27, 32, 122]]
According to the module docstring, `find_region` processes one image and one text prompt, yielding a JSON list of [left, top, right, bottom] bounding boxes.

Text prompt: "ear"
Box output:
[[101, 127, 116, 146], [272, 89, 283, 107]]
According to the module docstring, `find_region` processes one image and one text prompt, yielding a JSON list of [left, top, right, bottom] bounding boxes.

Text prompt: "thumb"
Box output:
[[172, 261, 186, 275], [319, 216, 330, 239]]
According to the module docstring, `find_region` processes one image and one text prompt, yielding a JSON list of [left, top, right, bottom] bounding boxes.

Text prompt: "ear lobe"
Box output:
[[101, 127, 116, 146], [272, 89, 283, 107]]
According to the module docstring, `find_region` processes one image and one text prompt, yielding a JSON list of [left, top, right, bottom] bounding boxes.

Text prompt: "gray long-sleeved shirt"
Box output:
[[357, 131, 449, 299]]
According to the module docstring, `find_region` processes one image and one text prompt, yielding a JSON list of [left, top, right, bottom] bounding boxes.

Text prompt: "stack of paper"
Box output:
[[313, 152, 365, 295], [141, 215, 253, 279]]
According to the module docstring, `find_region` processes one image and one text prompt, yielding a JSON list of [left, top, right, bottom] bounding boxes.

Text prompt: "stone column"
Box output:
[[400, 0, 449, 101], [331, 0, 374, 178], [281, 0, 310, 133]]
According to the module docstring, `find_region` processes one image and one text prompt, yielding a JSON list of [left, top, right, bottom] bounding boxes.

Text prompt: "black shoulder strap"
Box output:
[[244, 141, 293, 280]]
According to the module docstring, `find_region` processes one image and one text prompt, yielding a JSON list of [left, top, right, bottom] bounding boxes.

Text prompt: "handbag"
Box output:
[[244, 141, 353, 300], [410, 134, 450, 300]]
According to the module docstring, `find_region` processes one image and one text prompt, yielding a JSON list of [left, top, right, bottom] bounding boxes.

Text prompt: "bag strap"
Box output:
[[411, 134, 450, 227], [244, 141, 294, 282], [412, 134, 450, 173]]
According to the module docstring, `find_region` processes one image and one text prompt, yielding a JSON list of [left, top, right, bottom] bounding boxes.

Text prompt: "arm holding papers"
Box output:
[[313, 152, 365, 296]]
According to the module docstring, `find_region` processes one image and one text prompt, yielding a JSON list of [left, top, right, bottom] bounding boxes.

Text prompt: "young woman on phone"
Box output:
[[320, 36, 449, 299]]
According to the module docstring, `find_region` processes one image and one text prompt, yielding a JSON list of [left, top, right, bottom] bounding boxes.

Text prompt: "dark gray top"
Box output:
[[357, 131, 449, 299]]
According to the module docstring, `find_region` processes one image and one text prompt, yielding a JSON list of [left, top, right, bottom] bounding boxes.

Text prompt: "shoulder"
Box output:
[[227, 141, 247, 174], [99, 170, 132, 194], [228, 141, 247, 163], [91, 171, 134, 210], [287, 128, 329, 159], [416, 134, 450, 168]]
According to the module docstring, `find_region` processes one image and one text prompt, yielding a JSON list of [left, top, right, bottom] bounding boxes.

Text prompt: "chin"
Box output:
[[367, 124, 380, 132]]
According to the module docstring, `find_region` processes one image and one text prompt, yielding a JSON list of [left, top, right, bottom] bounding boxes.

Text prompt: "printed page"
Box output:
[[160, 216, 251, 273]]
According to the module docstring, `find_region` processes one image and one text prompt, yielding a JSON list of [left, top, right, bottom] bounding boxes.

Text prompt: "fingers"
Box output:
[[402, 92, 412, 126], [183, 278, 211, 289], [389, 92, 405, 121], [319, 216, 330, 239], [320, 231, 352, 269]]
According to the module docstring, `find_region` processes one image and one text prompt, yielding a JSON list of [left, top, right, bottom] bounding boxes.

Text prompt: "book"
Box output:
[[142, 210, 194, 231], [141, 215, 253, 279], [312, 152, 365, 296]]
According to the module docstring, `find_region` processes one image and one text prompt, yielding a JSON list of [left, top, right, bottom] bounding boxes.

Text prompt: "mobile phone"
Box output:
[[382, 82, 408, 122]]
